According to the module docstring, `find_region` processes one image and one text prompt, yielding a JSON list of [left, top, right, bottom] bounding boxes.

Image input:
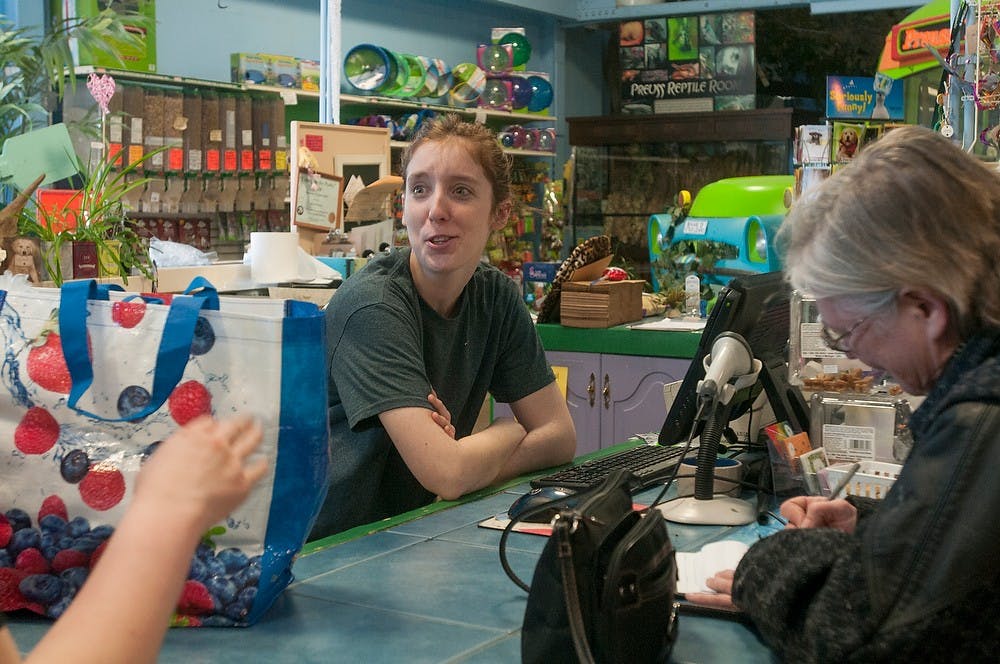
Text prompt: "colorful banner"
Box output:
[[619, 12, 756, 114]]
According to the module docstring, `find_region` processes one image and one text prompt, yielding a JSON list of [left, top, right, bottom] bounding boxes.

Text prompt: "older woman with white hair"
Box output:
[[687, 125, 1000, 661]]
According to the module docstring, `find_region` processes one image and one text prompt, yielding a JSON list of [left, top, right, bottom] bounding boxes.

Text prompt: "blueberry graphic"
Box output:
[[189, 556, 208, 582], [9, 528, 41, 556], [233, 565, 261, 589], [60, 567, 89, 593], [190, 316, 216, 356], [46, 595, 72, 619], [117, 385, 151, 420], [39, 514, 67, 534], [238, 586, 258, 605], [19, 574, 64, 604], [205, 575, 238, 606], [66, 516, 90, 538], [5, 508, 30, 531], [60, 449, 90, 483], [217, 548, 248, 574], [200, 615, 235, 627], [0, 551, 11, 567], [71, 534, 102, 554], [205, 557, 226, 578], [90, 525, 114, 541]]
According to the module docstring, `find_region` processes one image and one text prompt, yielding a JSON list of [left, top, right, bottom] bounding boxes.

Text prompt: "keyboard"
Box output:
[[530, 444, 688, 491]]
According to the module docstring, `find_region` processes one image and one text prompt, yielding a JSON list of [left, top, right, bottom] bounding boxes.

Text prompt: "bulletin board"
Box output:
[[289, 121, 391, 244]]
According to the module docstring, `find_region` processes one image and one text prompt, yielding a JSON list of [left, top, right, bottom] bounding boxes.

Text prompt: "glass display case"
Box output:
[[567, 107, 810, 281]]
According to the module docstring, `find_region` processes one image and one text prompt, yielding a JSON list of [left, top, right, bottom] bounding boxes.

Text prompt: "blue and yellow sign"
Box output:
[[827, 75, 904, 120]]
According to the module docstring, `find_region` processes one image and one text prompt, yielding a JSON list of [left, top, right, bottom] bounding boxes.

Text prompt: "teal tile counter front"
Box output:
[[536, 322, 701, 359]]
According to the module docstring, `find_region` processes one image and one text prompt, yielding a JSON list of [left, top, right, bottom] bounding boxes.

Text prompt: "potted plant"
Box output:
[[18, 147, 161, 285]]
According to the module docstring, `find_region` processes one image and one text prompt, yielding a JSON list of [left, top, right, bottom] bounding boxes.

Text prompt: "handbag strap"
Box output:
[[59, 279, 216, 422], [553, 517, 596, 664]]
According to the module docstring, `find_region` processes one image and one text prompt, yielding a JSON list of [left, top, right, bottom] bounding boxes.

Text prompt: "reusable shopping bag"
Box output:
[[0, 277, 329, 626]]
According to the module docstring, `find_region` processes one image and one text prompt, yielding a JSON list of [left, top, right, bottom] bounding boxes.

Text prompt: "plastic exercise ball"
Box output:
[[527, 75, 553, 112], [343, 44, 392, 92], [509, 76, 532, 109], [499, 32, 532, 67]]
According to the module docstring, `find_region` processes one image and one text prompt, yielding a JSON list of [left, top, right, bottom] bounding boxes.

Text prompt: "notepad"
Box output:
[[676, 540, 749, 595]]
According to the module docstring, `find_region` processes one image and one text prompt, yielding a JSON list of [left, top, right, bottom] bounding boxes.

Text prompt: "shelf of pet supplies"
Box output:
[[339, 93, 557, 123], [74, 66, 244, 92]]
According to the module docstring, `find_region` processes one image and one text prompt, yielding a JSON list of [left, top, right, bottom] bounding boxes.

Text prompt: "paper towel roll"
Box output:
[[249, 232, 299, 284]]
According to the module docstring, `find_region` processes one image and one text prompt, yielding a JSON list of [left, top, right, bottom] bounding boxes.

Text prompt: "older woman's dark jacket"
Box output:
[[733, 328, 1000, 662]]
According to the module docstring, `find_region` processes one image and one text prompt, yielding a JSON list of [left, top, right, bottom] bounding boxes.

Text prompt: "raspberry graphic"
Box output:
[[78, 462, 126, 511], [90, 540, 109, 568], [168, 380, 212, 425], [177, 579, 215, 616], [111, 300, 147, 328], [15, 548, 50, 575], [26, 332, 72, 394], [51, 549, 89, 573], [0, 515, 11, 548], [38, 495, 68, 522], [14, 407, 60, 454]]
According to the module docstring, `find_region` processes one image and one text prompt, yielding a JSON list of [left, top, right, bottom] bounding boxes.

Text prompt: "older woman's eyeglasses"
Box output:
[[819, 315, 871, 353]]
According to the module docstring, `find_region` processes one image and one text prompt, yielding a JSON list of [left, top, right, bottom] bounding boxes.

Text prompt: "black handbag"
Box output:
[[500, 469, 679, 663]]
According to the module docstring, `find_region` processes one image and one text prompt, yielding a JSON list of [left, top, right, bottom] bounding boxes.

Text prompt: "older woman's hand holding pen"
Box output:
[[780, 462, 860, 532]]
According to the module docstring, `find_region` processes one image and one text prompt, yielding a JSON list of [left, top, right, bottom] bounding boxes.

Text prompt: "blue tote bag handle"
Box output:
[[59, 280, 217, 422]]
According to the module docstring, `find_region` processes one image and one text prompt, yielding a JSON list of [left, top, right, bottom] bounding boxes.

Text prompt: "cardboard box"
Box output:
[[300, 59, 321, 91], [231, 52, 269, 85], [262, 54, 301, 88], [560, 279, 644, 328]]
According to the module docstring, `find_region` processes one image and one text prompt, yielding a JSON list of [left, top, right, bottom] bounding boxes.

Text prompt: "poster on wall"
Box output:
[[619, 12, 756, 115]]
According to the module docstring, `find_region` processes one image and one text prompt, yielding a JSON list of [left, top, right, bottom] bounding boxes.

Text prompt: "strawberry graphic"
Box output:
[[177, 579, 214, 616], [14, 407, 60, 454], [78, 461, 126, 511], [168, 380, 212, 425], [26, 331, 71, 394], [38, 494, 68, 522], [112, 300, 147, 328]]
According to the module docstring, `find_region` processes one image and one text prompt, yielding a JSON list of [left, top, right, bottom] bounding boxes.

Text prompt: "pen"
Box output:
[[827, 462, 861, 500]]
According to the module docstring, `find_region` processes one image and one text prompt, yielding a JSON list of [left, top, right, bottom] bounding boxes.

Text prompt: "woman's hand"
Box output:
[[683, 569, 738, 610], [428, 390, 456, 439], [781, 496, 857, 533]]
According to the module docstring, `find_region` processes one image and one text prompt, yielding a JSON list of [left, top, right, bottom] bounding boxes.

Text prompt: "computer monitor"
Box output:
[[658, 270, 808, 447], [656, 270, 809, 526]]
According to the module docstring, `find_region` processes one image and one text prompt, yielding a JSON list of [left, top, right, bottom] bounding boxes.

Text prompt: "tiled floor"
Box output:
[[6, 484, 780, 663]]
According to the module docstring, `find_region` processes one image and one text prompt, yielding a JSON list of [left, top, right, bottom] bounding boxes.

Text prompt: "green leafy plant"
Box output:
[[18, 147, 163, 285], [0, 8, 148, 151]]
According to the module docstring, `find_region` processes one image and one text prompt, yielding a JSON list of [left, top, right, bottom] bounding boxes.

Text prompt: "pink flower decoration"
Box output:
[[87, 73, 116, 116]]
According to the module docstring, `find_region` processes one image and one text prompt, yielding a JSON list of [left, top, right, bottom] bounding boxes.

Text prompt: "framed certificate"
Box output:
[[293, 171, 344, 231]]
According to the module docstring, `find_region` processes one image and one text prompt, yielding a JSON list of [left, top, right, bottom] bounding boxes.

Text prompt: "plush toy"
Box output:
[[8, 236, 40, 283]]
